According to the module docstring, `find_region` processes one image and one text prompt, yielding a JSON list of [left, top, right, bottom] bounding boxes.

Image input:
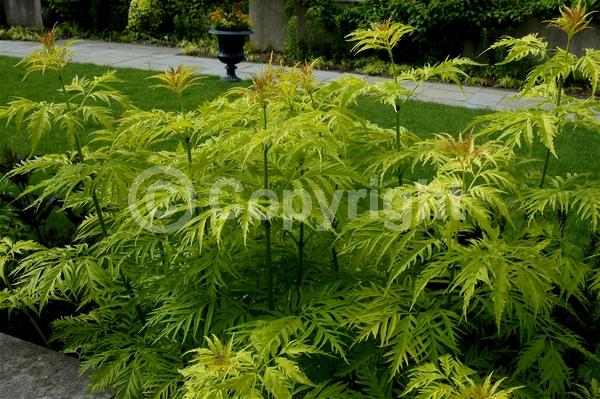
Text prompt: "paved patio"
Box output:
[[0, 39, 536, 111]]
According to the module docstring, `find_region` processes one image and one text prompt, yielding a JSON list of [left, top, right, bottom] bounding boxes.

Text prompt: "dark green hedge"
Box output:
[[42, 0, 131, 33], [42, 0, 245, 39], [40, 0, 600, 64], [290, 0, 599, 62]]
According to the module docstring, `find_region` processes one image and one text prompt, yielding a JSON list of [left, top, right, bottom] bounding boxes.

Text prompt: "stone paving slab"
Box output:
[[465, 91, 509, 108], [429, 82, 482, 95], [497, 96, 539, 110], [421, 87, 473, 101], [0, 333, 113, 399], [0, 39, 531, 111]]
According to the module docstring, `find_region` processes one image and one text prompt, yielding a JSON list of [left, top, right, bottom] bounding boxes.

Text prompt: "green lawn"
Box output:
[[360, 98, 600, 179], [0, 55, 598, 179], [0, 56, 244, 154]]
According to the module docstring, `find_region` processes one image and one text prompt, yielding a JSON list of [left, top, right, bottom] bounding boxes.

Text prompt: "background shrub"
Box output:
[[43, 0, 131, 33], [287, 0, 600, 64], [126, 0, 165, 38], [127, 0, 244, 40], [41, 0, 245, 40]]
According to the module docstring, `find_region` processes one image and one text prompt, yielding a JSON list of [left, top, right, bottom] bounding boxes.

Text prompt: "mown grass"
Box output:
[[0, 56, 245, 154], [0, 55, 598, 179]]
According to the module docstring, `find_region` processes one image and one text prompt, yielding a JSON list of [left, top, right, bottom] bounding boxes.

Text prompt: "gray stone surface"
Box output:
[[2, 0, 43, 28], [465, 90, 510, 108], [0, 39, 533, 111], [249, 0, 287, 50], [0, 333, 112, 399]]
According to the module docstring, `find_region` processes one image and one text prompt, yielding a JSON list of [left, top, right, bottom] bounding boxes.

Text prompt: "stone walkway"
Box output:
[[0, 39, 536, 111], [0, 333, 112, 399]]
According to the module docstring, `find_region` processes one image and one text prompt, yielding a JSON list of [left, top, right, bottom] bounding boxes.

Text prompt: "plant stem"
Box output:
[[329, 217, 340, 272], [73, 131, 84, 161], [395, 101, 403, 186], [25, 309, 51, 348], [391, 39, 403, 186], [90, 188, 108, 236], [262, 104, 274, 310], [539, 149, 552, 188], [92, 186, 145, 324], [58, 72, 109, 238], [387, 45, 396, 75], [57, 72, 71, 111], [395, 103, 401, 152], [297, 157, 306, 291], [297, 222, 304, 289], [58, 72, 85, 161], [264, 156, 273, 310], [58, 72, 145, 325], [178, 93, 185, 114], [178, 93, 193, 165], [185, 136, 192, 165], [121, 274, 147, 324], [4, 279, 50, 347], [309, 91, 316, 109], [332, 243, 339, 272], [296, 223, 305, 293], [539, 37, 571, 189]]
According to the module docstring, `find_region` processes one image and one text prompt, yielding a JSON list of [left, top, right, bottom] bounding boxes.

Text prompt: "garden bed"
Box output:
[[1, 12, 600, 397]]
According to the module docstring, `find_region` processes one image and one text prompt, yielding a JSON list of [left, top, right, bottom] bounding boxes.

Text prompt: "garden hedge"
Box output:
[[291, 0, 600, 62], [42, 0, 131, 33]]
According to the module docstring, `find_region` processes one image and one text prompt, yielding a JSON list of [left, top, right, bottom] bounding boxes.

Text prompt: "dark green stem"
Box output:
[[539, 149, 552, 188], [395, 103, 401, 152], [58, 72, 84, 161], [178, 93, 193, 165], [58, 71, 145, 326], [297, 218, 304, 289], [73, 132, 84, 161], [92, 187, 145, 324], [61, 72, 142, 325], [121, 275, 147, 324], [395, 101, 403, 186], [58, 73, 110, 251], [6, 280, 50, 347], [262, 104, 274, 310], [178, 93, 185, 114], [387, 46, 396, 78], [297, 158, 305, 290], [332, 245, 339, 272], [539, 37, 571, 189], [161, 240, 169, 269], [329, 215, 340, 272], [90, 188, 108, 236], [185, 136, 192, 165], [57, 72, 71, 111], [27, 311, 51, 347], [265, 210, 273, 309]]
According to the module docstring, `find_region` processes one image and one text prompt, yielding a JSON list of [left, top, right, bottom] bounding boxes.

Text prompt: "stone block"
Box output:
[[0, 333, 112, 399], [3, 0, 43, 28]]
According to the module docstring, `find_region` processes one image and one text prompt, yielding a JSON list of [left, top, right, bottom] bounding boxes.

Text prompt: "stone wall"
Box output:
[[2, 0, 43, 28], [249, 0, 288, 50]]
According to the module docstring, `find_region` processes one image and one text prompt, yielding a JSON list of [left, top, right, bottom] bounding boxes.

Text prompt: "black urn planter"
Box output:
[[209, 29, 253, 82]]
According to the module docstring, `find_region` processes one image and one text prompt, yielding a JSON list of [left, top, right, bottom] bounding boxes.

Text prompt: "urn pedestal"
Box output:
[[209, 29, 253, 82]]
